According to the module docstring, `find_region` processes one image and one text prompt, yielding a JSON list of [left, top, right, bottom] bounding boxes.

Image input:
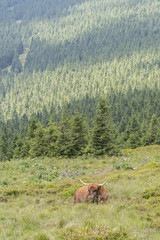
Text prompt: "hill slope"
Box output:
[[0, 0, 160, 135], [0, 146, 160, 239]]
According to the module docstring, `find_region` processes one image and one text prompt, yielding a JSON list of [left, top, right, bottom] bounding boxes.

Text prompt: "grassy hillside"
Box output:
[[0, 145, 160, 239]]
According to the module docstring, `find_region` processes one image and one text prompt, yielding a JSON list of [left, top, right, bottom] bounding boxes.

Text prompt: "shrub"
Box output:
[[114, 162, 133, 170], [34, 233, 50, 240]]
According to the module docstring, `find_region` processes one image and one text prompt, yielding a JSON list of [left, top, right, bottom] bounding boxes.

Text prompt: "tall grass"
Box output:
[[0, 145, 160, 239]]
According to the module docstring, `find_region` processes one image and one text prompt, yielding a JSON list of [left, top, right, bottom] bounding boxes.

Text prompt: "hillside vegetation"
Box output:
[[0, 2, 160, 239], [0, 0, 160, 137], [0, 145, 160, 239]]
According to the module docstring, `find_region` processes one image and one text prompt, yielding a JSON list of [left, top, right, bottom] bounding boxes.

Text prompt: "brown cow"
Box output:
[[73, 179, 108, 205]]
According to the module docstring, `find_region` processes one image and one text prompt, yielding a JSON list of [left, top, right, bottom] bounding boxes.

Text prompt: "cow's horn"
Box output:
[[79, 179, 88, 186], [99, 180, 108, 186]]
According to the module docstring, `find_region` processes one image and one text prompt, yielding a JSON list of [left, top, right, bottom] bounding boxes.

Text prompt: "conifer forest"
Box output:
[[0, 0, 160, 160]]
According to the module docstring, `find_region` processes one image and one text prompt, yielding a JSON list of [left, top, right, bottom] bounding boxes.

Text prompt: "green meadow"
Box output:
[[0, 145, 160, 240]]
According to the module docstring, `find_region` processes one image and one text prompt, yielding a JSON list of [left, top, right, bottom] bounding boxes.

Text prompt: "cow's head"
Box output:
[[88, 183, 100, 200], [79, 179, 108, 201]]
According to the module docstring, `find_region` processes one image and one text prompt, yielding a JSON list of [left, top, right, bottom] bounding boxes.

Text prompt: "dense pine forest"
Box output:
[[0, 0, 160, 160]]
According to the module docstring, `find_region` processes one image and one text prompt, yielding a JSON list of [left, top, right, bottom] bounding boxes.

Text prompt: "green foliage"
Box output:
[[27, 117, 38, 140], [90, 97, 117, 156], [0, 132, 9, 161], [47, 108, 88, 158], [113, 162, 134, 171], [70, 112, 88, 156], [1, 109, 160, 160], [13, 134, 24, 159], [145, 115, 160, 145], [33, 233, 50, 240], [29, 123, 47, 157], [55, 106, 73, 157], [11, 99, 119, 159], [45, 120, 60, 157], [34, 170, 59, 182], [11, 52, 22, 73], [125, 116, 141, 149], [23, 117, 39, 156]]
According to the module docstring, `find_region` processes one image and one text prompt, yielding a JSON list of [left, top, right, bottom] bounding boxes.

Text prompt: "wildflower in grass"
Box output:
[[89, 172, 92, 175], [67, 169, 71, 173], [53, 167, 57, 169], [103, 169, 111, 173], [146, 156, 149, 160]]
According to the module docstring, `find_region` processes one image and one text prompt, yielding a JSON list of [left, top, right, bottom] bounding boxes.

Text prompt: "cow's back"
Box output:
[[73, 186, 89, 204]]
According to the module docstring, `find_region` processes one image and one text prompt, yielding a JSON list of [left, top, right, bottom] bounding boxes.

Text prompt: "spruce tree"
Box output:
[[45, 119, 60, 157], [10, 131, 19, 158], [155, 118, 160, 144], [55, 106, 72, 157], [13, 135, 24, 159], [27, 117, 38, 139], [145, 114, 160, 145], [126, 116, 141, 149], [23, 117, 38, 155], [29, 122, 47, 157], [90, 97, 117, 156], [70, 112, 87, 156], [141, 119, 148, 146], [0, 132, 9, 161]]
